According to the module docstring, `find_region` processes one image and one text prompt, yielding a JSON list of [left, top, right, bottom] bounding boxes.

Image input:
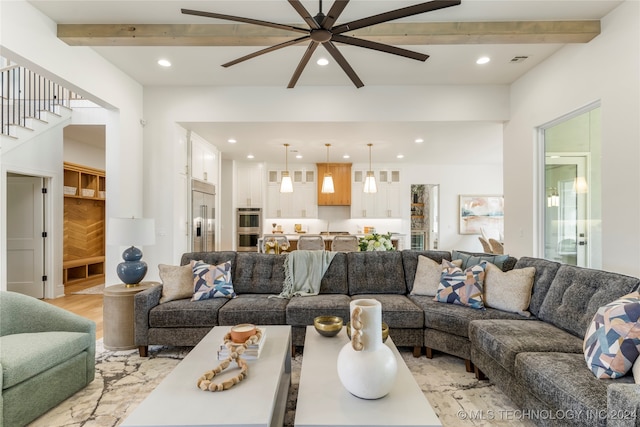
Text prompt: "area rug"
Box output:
[[71, 283, 105, 295], [28, 340, 534, 427]]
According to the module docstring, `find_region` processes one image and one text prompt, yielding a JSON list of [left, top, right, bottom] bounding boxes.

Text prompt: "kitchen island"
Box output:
[[258, 233, 402, 252]]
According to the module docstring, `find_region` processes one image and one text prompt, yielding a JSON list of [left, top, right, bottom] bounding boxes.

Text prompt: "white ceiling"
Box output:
[[30, 0, 622, 163]]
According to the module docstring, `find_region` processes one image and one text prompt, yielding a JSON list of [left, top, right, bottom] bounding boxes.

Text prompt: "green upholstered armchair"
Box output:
[[0, 291, 96, 427]]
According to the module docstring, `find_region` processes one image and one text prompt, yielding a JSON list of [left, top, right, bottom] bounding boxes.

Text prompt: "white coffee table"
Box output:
[[121, 325, 291, 427], [295, 326, 441, 427]]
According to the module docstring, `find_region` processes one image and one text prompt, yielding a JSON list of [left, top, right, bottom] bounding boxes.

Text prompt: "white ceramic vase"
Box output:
[[337, 298, 398, 399]]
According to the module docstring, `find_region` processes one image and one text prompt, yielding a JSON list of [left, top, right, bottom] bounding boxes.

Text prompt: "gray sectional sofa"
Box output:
[[134, 250, 640, 427]]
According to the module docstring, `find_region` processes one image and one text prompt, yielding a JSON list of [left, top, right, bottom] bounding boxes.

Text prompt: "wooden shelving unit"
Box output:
[[63, 162, 106, 287]]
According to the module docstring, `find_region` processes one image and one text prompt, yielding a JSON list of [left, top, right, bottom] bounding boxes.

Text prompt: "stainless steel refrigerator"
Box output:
[[192, 180, 215, 252]]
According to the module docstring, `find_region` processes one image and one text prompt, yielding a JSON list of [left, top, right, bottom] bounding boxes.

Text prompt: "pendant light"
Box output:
[[280, 143, 293, 193], [321, 143, 335, 194], [363, 143, 377, 194]]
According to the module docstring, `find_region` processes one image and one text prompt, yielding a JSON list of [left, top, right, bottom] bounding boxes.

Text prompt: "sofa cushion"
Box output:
[[515, 352, 634, 423], [181, 251, 237, 270], [191, 260, 236, 301], [401, 250, 453, 293], [434, 260, 486, 310], [347, 251, 406, 295], [318, 252, 348, 294], [483, 263, 536, 317], [352, 294, 423, 328], [233, 253, 287, 294], [538, 265, 640, 339], [218, 294, 288, 325], [513, 257, 561, 318], [412, 296, 530, 338], [1, 331, 91, 388], [469, 319, 584, 374], [583, 292, 640, 379], [158, 264, 193, 304], [452, 250, 510, 271], [149, 297, 227, 328], [285, 294, 351, 326]]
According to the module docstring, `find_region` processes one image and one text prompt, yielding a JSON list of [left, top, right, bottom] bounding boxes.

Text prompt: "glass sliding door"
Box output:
[[541, 105, 601, 268]]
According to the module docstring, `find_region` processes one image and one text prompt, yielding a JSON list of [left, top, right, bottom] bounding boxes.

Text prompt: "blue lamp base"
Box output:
[[116, 246, 148, 286]]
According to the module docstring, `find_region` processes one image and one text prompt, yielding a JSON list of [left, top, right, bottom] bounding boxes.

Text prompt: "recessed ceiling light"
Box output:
[[414, 138, 424, 144], [397, 154, 404, 159], [247, 154, 254, 159], [343, 154, 350, 159], [476, 56, 491, 65], [157, 59, 172, 67], [295, 154, 303, 159], [317, 58, 329, 66], [228, 138, 237, 144]]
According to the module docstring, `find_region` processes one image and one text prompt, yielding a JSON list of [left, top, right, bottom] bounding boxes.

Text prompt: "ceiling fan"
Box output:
[[181, 0, 461, 88]]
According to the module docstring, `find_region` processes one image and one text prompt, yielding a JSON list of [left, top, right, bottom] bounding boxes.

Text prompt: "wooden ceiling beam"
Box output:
[[58, 20, 600, 46]]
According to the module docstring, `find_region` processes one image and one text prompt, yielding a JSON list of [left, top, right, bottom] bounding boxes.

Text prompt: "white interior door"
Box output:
[[7, 176, 45, 298]]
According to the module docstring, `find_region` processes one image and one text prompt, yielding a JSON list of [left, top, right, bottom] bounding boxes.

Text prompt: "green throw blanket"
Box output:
[[275, 250, 336, 299]]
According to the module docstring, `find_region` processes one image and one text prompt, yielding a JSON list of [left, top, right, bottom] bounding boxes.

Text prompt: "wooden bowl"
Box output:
[[314, 316, 343, 337], [346, 321, 389, 342], [229, 323, 257, 343]]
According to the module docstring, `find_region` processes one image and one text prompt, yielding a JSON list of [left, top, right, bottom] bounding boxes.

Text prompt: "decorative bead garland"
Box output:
[[197, 329, 263, 392], [350, 306, 364, 351]]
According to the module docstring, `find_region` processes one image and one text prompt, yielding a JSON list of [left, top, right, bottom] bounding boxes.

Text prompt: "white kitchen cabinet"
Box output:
[[266, 166, 317, 218], [350, 168, 402, 218], [191, 134, 217, 183], [236, 163, 263, 208]]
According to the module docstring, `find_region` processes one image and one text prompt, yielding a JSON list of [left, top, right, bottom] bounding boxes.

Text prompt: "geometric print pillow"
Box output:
[[583, 291, 640, 379], [434, 260, 487, 310], [190, 260, 236, 301]]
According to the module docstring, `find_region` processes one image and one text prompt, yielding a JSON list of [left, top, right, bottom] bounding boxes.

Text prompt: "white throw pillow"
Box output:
[[410, 256, 460, 296], [158, 264, 193, 303], [483, 263, 536, 317], [633, 355, 640, 384]]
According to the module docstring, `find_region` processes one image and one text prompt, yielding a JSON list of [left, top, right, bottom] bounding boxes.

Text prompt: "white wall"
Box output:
[[63, 138, 105, 170], [504, 1, 640, 275], [1, 0, 145, 292]]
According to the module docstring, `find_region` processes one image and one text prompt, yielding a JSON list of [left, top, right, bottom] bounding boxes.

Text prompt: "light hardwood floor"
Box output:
[[45, 283, 104, 339]]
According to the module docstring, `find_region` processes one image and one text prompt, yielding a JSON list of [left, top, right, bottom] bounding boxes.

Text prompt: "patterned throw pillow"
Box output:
[[583, 292, 640, 379], [434, 260, 487, 310], [190, 260, 236, 301], [452, 250, 509, 270]]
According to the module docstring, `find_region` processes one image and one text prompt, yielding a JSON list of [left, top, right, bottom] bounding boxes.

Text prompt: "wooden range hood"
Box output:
[[317, 163, 351, 206]]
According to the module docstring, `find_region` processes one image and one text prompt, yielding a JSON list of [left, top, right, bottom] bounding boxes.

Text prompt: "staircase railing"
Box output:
[[1, 58, 81, 137]]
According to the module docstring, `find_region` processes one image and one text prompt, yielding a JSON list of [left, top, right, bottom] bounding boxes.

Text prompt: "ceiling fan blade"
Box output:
[[288, 41, 320, 88], [223, 35, 311, 67], [287, 0, 321, 29], [323, 42, 364, 88], [321, 0, 350, 29], [331, 0, 461, 34], [332, 34, 429, 61], [181, 8, 309, 34]]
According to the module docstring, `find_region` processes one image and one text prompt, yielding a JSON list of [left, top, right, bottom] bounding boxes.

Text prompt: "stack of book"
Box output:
[[217, 328, 267, 360]]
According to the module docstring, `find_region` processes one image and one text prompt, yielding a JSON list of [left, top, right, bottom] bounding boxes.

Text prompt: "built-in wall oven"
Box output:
[[237, 208, 261, 252]]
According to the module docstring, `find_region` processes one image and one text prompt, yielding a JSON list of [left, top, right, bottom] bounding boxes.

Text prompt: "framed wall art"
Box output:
[[459, 195, 504, 235]]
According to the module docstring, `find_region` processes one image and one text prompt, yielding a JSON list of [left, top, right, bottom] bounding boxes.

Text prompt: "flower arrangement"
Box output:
[[358, 233, 395, 251]]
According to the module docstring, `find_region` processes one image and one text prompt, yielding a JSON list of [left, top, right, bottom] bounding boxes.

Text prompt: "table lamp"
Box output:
[[108, 217, 155, 286]]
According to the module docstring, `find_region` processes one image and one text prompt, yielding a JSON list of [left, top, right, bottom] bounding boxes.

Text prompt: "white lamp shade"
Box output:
[[321, 173, 335, 193], [363, 171, 377, 194], [108, 217, 156, 247], [280, 172, 293, 193]]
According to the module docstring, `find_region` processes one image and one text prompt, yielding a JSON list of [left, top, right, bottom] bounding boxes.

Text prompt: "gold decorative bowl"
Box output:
[[346, 321, 389, 342], [314, 316, 344, 337]]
